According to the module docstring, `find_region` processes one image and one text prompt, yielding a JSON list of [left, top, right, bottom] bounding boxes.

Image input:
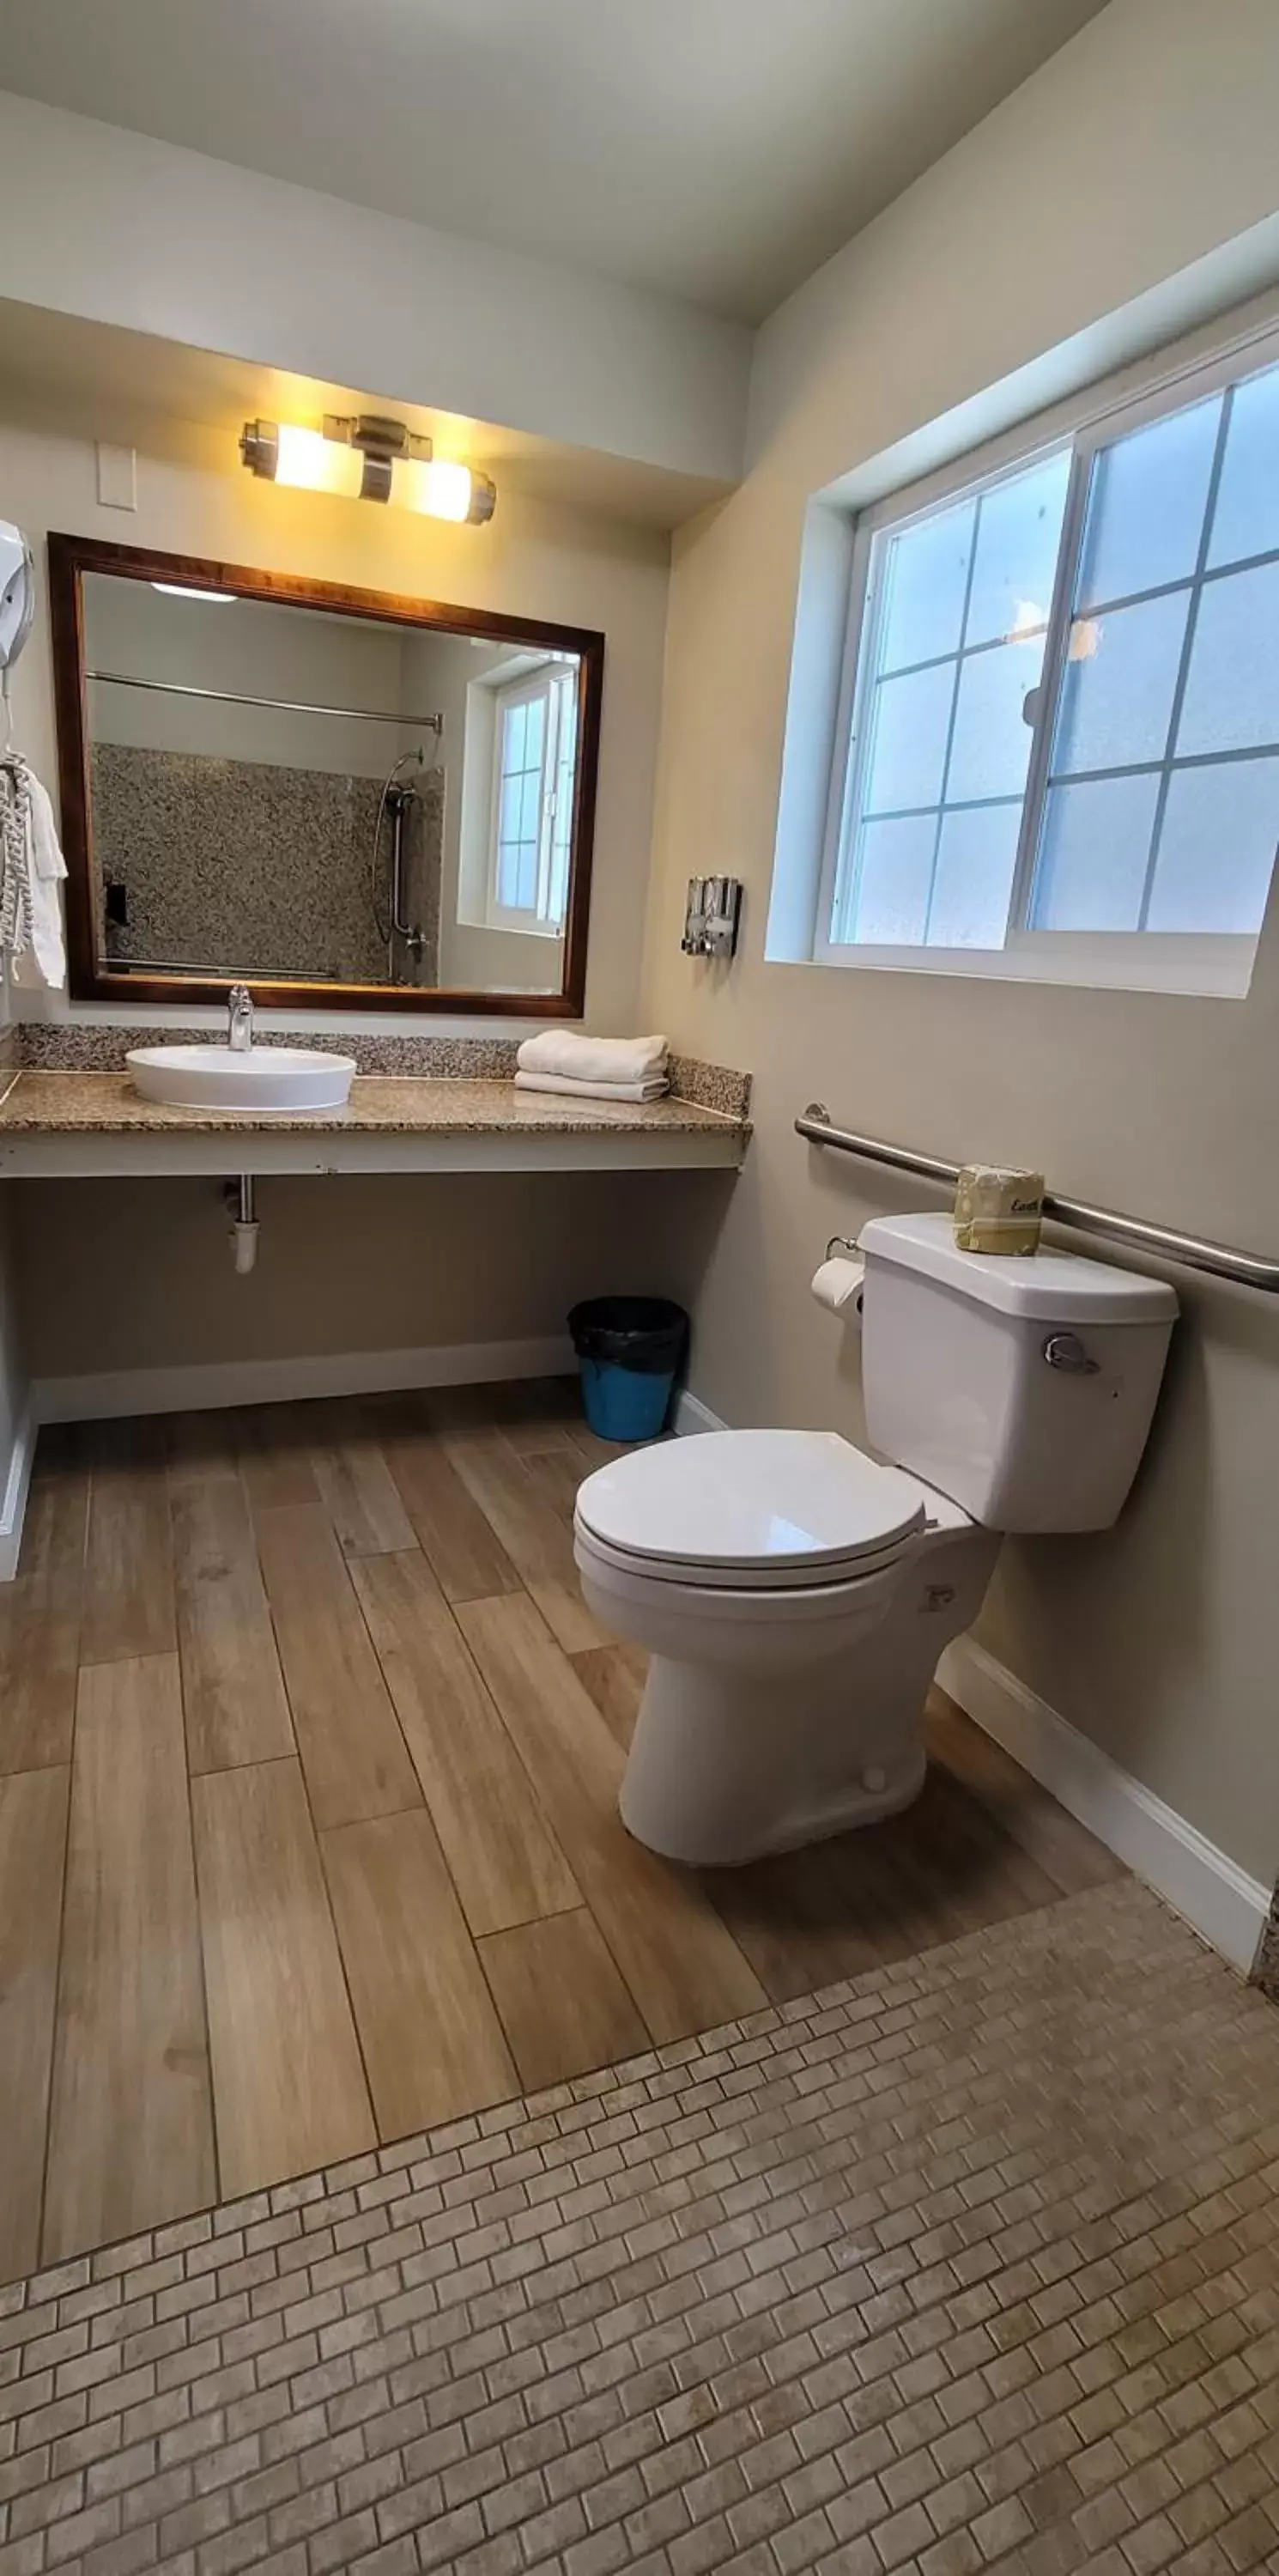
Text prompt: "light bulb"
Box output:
[[273, 425, 365, 498], [241, 418, 494, 519], [395, 457, 496, 524]]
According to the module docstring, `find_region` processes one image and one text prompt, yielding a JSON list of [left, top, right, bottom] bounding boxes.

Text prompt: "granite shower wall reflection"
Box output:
[[90, 744, 444, 987]]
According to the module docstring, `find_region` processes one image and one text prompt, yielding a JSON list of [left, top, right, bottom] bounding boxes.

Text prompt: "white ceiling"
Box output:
[[0, 0, 1109, 323]]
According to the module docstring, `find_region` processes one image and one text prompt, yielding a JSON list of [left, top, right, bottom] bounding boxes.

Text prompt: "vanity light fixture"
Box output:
[[152, 583, 237, 601], [239, 414, 497, 525]]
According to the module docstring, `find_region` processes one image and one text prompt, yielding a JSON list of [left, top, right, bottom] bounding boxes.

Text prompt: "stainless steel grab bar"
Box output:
[[796, 1103, 1279, 1294]]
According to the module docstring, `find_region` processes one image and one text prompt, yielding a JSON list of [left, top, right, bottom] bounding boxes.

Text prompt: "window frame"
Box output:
[[814, 319, 1279, 995], [484, 663, 577, 938]]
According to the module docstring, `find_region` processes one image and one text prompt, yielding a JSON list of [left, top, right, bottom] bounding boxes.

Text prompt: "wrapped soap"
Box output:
[[954, 1164, 1045, 1255]]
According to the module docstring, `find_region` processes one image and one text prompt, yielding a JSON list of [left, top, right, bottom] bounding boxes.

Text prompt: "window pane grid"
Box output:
[[840, 453, 1068, 947], [825, 347, 1279, 972], [1136, 386, 1235, 929], [1033, 386, 1263, 937], [918, 486, 984, 943], [496, 691, 548, 916], [874, 616, 1052, 691], [1041, 741, 1279, 787], [1064, 536, 1279, 627], [490, 666, 578, 931], [852, 788, 1040, 825]]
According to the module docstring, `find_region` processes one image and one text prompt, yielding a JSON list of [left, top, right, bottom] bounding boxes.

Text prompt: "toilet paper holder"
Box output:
[[825, 1234, 859, 1261]]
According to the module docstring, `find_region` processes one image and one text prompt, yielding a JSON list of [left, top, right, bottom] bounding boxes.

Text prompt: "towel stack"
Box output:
[[515, 1031, 670, 1103]]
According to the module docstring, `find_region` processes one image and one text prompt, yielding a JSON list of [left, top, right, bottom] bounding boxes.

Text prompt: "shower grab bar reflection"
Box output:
[[86, 670, 444, 730], [796, 1103, 1279, 1294]]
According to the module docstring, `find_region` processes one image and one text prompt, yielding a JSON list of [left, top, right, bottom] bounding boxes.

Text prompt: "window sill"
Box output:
[[456, 910, 566, 941], [806, 932, 1256, 999]]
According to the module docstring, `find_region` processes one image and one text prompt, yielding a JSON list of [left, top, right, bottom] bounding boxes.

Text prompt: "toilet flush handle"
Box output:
[[1042, 1331, 1100, 1376]]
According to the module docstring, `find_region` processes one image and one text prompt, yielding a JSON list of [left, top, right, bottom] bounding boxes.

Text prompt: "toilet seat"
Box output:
[[574, 1428, 930, 1591]]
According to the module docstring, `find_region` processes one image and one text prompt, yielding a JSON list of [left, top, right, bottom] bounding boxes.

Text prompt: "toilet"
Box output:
[[573, 1212, 1178, 1866]]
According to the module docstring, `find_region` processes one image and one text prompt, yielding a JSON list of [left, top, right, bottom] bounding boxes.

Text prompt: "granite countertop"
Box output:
[[0, 1070, 749, 1139]]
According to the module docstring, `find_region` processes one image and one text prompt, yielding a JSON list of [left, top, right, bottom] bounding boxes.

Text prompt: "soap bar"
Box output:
[[954, 1164, 1045, 1256]]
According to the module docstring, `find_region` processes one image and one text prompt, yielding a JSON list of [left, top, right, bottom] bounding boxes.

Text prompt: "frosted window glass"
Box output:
[[502, 702, 525, 771], [946, 637, 1044, 803], [1208, 365, 1279, 570], [500, 774, 523, 845], [927, 805, 1022, 948], [1147, 757, 1279, 932], [1032, 773, 1161, 929], [965, 452, 1071, 648], [519, 771, 542, 841], [1176, 559, 1279, 756], [863, 659, 954, 814], [877, 501, 975, 673], [1053, 592, 1188, 774], [851, 814, 936, 944], [1077, 395, 1221, 610]]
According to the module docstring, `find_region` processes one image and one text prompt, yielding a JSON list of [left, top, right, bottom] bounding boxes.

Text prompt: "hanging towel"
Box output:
[[514, 1069, 670, 1103], [517, 1030, 668, 1085], [0, 753, 33, 960], [0, 754, 67, 987]]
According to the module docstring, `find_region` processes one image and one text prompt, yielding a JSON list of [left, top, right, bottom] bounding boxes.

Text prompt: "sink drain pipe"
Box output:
[[227, 1175, 259, 1276]]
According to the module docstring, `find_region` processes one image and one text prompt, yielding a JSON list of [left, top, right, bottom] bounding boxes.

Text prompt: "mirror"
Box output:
[[48, 536, 602, 1015]]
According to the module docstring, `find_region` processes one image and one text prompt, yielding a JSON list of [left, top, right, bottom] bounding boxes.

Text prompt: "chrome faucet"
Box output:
[[227, 985, 253, 1053]]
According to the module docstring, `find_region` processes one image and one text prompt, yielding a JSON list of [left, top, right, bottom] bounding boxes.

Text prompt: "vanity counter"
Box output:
[[0, 1071, 750, 1179]]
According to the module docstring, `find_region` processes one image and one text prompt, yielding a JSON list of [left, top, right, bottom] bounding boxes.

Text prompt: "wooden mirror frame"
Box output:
[[47, 532, 603, 1018]]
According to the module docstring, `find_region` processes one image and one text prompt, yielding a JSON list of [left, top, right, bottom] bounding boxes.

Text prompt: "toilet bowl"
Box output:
[[572, 1212, 1178, 1868], [573, 1429, 998, 1865]]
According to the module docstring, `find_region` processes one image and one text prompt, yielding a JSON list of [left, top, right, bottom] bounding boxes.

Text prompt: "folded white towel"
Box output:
[[517, 1030, 668, 1085], [514, 1070, 670, 1103]]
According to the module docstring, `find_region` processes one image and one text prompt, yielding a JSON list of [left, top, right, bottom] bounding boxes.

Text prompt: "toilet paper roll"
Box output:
[[811, 1255, 865, 1315], [953, 1164, 1045, 1255]]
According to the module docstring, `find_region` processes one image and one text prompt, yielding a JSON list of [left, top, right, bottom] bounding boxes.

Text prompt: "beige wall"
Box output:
[[15, 1170, 734, 1381], [640, 0, 1279, 1887], [0, 410, 670, 1036]]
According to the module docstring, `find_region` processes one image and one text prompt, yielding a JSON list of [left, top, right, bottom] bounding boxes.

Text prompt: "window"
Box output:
[[818, 334, 1279, 994], [488, 664, 578, 933]]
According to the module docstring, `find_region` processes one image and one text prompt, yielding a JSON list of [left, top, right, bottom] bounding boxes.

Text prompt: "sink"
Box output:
[[126, 1044, 358, 1112]]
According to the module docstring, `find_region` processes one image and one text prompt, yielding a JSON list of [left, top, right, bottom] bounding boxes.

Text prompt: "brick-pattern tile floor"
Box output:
[[2, 1877, 1278, 2576]]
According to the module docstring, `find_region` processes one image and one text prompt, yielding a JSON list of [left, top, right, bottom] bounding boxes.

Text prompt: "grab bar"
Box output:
[[796, 1103, 1279, 1294]]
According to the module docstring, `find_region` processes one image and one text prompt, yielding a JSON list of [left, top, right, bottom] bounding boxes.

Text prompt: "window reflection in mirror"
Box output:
[[52, 543, 601, 1014]]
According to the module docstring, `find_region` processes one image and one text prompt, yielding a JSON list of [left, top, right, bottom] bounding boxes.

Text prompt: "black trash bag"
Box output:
[[568, 1297, 689, 1377]]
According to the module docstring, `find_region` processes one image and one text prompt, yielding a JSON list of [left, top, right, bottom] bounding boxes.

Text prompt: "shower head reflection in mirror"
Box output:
[[47, 533, 603, 1018]]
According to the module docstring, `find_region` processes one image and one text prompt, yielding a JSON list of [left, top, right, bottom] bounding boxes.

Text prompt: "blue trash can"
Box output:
[[568, 1297, 689, 1443]]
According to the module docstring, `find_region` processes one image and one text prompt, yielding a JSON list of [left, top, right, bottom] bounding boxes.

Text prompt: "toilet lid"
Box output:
[[575, 1430, 927, 1579]]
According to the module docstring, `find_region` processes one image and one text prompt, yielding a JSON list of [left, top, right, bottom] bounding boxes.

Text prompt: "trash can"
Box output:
[[568, 1296, 689, 1443]]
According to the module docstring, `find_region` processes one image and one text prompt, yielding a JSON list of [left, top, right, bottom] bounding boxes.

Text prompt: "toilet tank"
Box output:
[[858, 1212, 1177, 1533]]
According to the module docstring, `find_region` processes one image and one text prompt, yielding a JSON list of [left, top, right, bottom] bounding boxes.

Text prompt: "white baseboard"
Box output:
[[939, 1635, 1270, 1976], [674, 1387, 726, 1436], [0, 1393, 36, 1583], [0, 1336, 576, 1580], [33, 1333, 576, 1428]]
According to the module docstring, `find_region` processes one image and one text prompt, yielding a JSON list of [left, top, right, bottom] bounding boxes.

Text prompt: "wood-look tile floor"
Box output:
[[0, 1377, 1123, 2283]]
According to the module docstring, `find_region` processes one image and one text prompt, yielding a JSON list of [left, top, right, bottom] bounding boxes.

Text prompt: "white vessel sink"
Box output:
[[126, 1044, 358, 1113]]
